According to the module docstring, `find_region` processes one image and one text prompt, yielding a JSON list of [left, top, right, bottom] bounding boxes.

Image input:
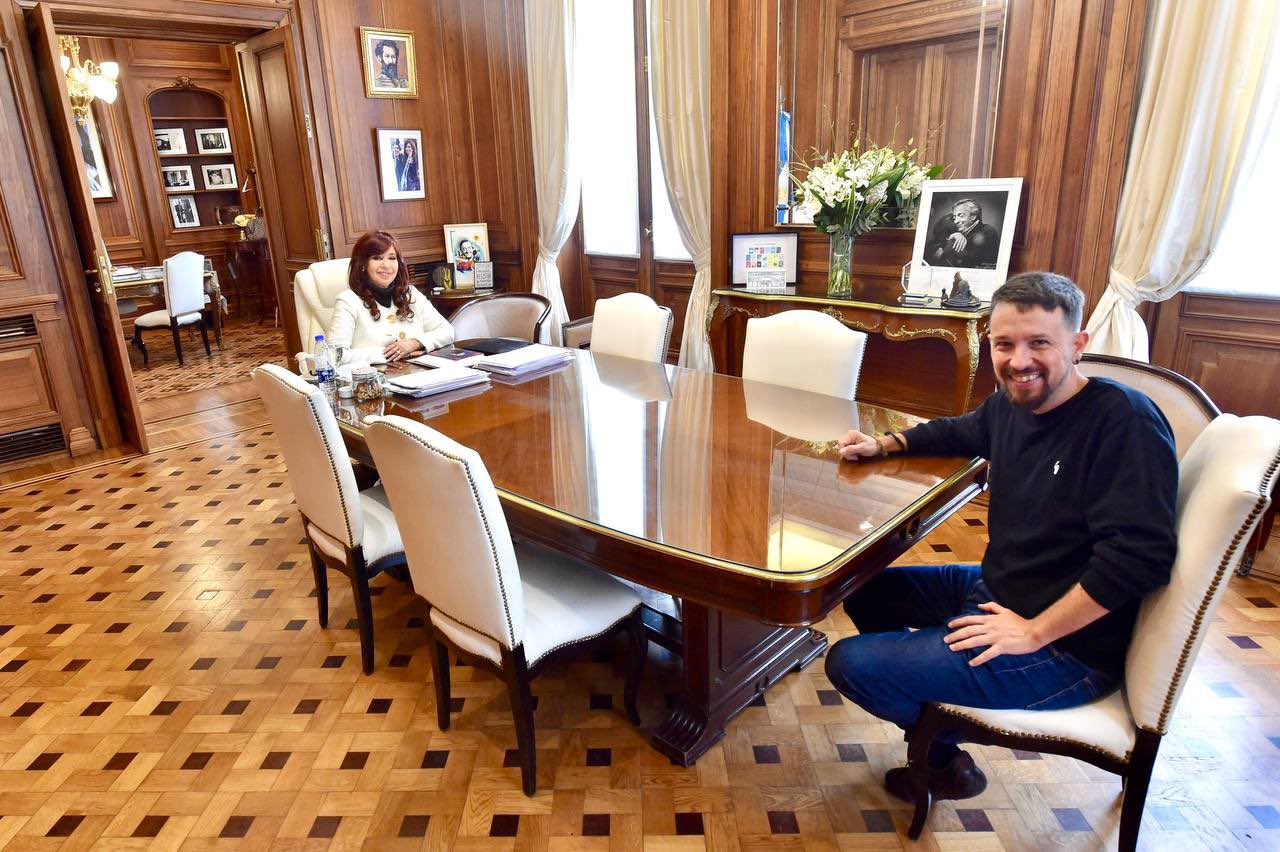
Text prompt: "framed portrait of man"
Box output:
[[201, 164, 238, 190], [376, 128, 426, 201], [168, 195, 200, 229], [907, 177, 1023, 300], [194, 127, 232, 155], [78, 107, 113, 200], [161, 165, 195, 193], [360, 27, 417, 99]]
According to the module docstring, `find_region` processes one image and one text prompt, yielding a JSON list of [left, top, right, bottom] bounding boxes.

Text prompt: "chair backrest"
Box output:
[[590, 292, 674, 363], [450, 292, 552, 343], [1080, 354, 1218, 460], [163, 251, 205, 318], [294, 258, 352, 353], [252, 363, 363, 548], [364, 415, 525, 650], [1125, 413, 1280, 732], [741, 310, 867, 400]]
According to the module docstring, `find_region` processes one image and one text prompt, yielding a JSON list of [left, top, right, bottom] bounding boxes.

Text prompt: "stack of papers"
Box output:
[[141, 266, 163, 278], [384, 365, 489, 398], [475, 344, 573, 376], [111, 266, 142, 282]]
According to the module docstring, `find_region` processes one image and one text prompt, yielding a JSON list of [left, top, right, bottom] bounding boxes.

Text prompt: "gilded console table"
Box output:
[[708, 286, 993, 416]]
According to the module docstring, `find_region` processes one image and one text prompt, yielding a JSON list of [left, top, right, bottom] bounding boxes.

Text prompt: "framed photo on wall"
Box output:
[[376, 128, 425, 201], [161, 165, 195, 193], [201, 163, 237, 189], [195, 127, 232, 155], [153, 127, 187, 156], [77, 107, 113, 199], [908, 177, 1023, 300], [168, 195, 200, 229], [443, 223, 490, 289], [360, 27, 417, 99]]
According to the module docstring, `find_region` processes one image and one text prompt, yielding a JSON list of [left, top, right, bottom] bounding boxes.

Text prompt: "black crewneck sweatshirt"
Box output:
[[901, 378, 1178, 676]]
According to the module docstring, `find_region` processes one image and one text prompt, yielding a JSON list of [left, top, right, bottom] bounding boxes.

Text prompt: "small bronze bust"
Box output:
[[944, 272, 980, 307]]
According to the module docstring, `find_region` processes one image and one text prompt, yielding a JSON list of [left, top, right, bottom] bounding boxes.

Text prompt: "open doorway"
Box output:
[[26, 2, 326, 453]]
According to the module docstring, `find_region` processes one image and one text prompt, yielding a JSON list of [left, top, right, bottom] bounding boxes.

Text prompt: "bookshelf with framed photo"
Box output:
[[146, 86, 243, 233]]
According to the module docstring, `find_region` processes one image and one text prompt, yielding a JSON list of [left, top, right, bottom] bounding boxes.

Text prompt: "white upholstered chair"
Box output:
[[252, 363, 408, 675], [1079, 354, 1219, 460], [293, 258, 352, 354], [131, 251, 211, 367], [742, 310, 867, 399], [363, 415, 647, 795], [450, 292, 552, 344], [561, 292, 674, 363], [904, 413, 1280, 851]]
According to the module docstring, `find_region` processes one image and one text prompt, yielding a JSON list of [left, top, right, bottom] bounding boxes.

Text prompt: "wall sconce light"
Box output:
[[57, 35, 119, 123]]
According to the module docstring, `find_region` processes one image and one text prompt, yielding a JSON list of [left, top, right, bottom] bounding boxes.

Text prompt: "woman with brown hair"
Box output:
[[328, 230, 453, 361]]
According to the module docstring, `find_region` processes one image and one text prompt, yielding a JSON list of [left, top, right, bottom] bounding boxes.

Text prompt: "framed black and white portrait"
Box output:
[[195, 127, 232, 155], [360, 27, 417, 99], [376, 128, 425, 201], [201, 163, 237, 190], [168, 195, 200, 229], [161, 165, 195, 193], [78, 108, 113, 199], [908, 178, 1023, 300], [153, 127, 187, 156]]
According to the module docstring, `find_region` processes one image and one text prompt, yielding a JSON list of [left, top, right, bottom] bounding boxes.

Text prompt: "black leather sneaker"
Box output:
[[883, 751, 988, 804]]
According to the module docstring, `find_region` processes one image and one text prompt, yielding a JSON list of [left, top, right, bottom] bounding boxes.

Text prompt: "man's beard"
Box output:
[[999, 368, 1063, 411]]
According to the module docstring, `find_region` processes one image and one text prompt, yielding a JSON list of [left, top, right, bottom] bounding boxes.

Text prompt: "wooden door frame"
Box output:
[[14, 0, 321, 453]]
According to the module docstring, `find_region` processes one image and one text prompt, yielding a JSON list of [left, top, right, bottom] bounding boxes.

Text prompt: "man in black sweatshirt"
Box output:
[[825, 271, 1178, 803]]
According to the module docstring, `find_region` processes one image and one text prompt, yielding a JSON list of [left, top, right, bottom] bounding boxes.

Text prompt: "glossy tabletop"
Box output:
[[336, 349, 985, 622]]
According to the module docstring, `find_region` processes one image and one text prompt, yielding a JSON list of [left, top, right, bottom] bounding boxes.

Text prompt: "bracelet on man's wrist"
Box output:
[[888, 432, 907, 452], [876, 436, 889, 458]]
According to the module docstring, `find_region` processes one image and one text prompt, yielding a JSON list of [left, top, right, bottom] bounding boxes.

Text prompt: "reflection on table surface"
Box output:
[[336, 349, 981, 582]]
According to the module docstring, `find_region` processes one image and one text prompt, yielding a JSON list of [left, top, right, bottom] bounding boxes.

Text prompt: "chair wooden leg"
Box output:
[[906, 705, 947, 840], [430, 634, 452, 731], [623, 609, 647, 726], [199, 321, 212, 358], [169, 323, 184, 366], [306, 539, 328, 628], [348, 559, 376, 675], [133, 326, 149, 367], [1118, 730, 1162, 852], [501, 645, 538, 796]]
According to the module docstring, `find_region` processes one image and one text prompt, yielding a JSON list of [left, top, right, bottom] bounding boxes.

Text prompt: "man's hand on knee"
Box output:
[[944, 601, 1044, 666]]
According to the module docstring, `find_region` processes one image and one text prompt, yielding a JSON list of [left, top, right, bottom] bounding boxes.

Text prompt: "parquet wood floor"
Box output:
[[128, 318, 289, 403], [1, 425, 1278, 850]]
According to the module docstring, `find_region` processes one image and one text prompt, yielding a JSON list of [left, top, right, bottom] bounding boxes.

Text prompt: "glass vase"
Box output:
[[827, 230, 854, 297]]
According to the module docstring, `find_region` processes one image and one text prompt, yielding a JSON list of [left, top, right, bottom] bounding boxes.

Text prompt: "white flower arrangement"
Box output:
[[793, 141, 941, 237]]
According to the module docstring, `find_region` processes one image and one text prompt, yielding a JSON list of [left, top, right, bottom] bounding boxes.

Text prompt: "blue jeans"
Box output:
[[825, 564, 1117, 734]]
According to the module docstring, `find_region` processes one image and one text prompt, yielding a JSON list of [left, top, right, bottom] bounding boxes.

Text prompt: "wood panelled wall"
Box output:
[[295, 0, 537, 290], [0, 10, 109, 463], [80, 37, 254, 309], [711, 0, 1150, 316]]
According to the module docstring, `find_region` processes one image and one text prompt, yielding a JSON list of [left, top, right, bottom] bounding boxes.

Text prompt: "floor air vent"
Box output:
[[0, 314, 37, 341], [0, 424, 67, 464]]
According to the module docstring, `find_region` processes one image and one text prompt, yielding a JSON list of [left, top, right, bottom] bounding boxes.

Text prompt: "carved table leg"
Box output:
[[649, 600, 827, 766], [950, 317, 981, 414]]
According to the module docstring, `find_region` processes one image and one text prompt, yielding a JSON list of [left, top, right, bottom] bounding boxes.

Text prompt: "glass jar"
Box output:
[[352, 366, 384, 403]]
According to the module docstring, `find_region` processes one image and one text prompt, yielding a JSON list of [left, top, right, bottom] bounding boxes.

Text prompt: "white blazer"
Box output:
[[327, 287, 454, 354]]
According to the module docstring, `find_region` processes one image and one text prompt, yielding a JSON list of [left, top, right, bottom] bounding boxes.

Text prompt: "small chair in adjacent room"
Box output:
[[131, 251, 212, 367], [902, 413, 1280, 851], [364, 415, 647, 795], [293, 258, 352, 354], [562, 292, 674, 363], [252, 363, 408, 675], [741, 309, 868, 399], [449, 292, 552, 343]]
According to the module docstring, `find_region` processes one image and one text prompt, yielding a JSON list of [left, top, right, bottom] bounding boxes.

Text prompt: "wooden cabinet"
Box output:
[[147, 86, 245, 234]]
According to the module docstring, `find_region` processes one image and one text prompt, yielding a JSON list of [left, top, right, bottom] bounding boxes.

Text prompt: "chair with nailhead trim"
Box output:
[[364, 414, 648, 795], [253, 362, 408, 675], [904, 413, 1280, 850]]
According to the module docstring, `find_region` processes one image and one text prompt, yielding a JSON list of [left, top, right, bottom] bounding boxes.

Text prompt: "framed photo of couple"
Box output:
[[376, 128, 425, 201]]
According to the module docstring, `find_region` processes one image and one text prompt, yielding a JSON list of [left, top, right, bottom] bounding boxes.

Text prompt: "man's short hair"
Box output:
[[991, 272, 1085, 330], [952, 199, 982, 221], [378, 40, 399, 60]]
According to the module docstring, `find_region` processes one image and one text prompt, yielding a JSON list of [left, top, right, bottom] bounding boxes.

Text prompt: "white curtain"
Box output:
[[1084, 0, 1279, 360], [524, 0, 579, 345], [650, 0, 713, 371]]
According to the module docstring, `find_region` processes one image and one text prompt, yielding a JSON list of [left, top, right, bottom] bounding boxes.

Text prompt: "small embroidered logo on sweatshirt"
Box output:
[[1053, 460, 1061, 475]]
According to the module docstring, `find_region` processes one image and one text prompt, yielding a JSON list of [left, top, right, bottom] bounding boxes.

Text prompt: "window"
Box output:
[[575, 1, 692, 262]]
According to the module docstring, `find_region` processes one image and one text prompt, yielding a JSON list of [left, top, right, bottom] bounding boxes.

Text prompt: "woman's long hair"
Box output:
[[348, 230, 414, 322]]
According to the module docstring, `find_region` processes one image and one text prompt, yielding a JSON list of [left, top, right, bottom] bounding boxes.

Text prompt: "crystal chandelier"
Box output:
[[57, 35, 119, 124]]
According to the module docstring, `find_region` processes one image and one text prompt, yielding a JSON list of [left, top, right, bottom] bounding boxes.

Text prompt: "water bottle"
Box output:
[[313, 334, 336, 397]]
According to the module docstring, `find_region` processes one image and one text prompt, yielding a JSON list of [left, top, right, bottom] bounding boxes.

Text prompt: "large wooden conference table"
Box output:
[[336, 349, 987, 765]]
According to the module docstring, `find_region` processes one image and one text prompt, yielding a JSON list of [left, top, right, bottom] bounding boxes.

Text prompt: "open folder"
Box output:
[[383, 364, 489, 398]]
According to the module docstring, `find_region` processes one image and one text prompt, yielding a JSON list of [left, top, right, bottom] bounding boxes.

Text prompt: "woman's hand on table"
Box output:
[[382, 339, 420, 362]]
